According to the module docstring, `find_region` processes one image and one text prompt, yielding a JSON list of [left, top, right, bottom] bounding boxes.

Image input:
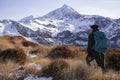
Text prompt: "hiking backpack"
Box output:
[[92, 31, 108, 53]]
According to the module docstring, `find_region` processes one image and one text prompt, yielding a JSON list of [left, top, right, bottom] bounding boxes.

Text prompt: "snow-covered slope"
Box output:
[[41, 4, 82, 20], [0, 5, 120, 48]]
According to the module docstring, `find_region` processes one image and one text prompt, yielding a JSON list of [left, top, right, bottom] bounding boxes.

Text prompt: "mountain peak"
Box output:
[[41, 5, 81, 20], [62, 4, 69, 7], [19, 15, 37, 22], [61, 4, 73, 10]]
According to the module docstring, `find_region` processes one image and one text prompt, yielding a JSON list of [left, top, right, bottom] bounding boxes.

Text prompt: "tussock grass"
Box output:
[[31, 45, 51, 58], [47, 45, 75, 59], [68, 45, 87, 59], [0, 36, 120, 80], [0, 48, 27, 64], [24, 63, 40, 75], [22, 41, 38, 47], [55, 59, 120, 80], [40, 59, 70, 80], [0, 61, 19, 80], [106, 48, 120, 71]]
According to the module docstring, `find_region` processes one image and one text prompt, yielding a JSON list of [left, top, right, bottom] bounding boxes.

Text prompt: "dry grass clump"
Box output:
[[65, 59, 120, 80], [106, 48, 120, 71], [22, 41, 38, 47], [0, 36, 29, 50], [0, 40, 14, 50], [12, 36, 26, 41], [28, 45, 51, 58], [47, 45, 74, 59], [0, 36, 25, 41], [0, 35, 13, 40], [68, 65, 90, 80], [0, 61, 19, 80], [63, 60, 91, 80], [9, 40, 16, 45], [9, 36, 26, 45], [24, 63, 41, 75], [0, 35, 120, 79], [89, 70, 120, 80], [68, 45, 87, 59], [0, 48, 27, 64], [40, 59, 70, 80]]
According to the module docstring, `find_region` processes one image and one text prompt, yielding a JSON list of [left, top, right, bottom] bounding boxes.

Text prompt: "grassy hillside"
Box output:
[[0, 36, 120, 80]]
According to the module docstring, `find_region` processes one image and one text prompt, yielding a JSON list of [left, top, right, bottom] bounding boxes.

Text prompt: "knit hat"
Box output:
[[90, 25, 99, 30]]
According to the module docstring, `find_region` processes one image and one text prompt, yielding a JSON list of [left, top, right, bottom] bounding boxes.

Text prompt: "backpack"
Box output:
[[92, 31, 108, 53]]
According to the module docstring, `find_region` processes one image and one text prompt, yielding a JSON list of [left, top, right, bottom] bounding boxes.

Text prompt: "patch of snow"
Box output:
[[8, 73, 13, 78], [0, 23, 4, 33], [27, 63, 41, 70], [15, 69, 26, 79], [24, 37, 39, 44], [75, 40, 87, 45], [34, 19, 51, 25], [20, 23, 39, 31], [42, 4, 79, 20], [27, 53, 37, 58], [20, 15, 37, 22], [1, 22, 20, 36], [24, 76, 53, 80], [45, 38, 54, 43]]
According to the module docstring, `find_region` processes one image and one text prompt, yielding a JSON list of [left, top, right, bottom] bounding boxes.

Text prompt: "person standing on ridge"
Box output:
[[86, 25, 108, 73]]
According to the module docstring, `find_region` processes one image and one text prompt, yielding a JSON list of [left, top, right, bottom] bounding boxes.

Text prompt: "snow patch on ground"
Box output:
[[27, 63, 41, 70], [24, 76, 53, 80], [27, 52, 37, 58], [24, 37, 39, 44], [15, 68, 26, 79]]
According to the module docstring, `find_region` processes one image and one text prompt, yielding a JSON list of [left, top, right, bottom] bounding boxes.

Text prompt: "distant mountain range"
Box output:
[[0, 5, 120, 48]]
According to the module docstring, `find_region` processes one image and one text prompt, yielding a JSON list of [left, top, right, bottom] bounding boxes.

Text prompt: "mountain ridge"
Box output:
[[0, 5, 120, 48]]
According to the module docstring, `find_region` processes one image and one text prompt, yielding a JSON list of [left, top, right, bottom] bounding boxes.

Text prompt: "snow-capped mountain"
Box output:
[[41, 4, 82, 20], [0, 5, 120, 48]]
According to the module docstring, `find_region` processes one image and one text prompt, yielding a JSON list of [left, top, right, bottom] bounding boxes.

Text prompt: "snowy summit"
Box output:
[[0, 5, 120, 48]]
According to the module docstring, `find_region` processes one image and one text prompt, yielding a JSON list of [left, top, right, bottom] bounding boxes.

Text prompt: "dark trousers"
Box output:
[[86, 50, 106, 71]]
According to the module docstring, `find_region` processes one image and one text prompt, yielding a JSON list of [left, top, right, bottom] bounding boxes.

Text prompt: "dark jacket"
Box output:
[[87, 29, 99, 53]]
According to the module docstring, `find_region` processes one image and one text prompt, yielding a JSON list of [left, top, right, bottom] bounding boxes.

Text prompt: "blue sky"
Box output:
[[0, 0, 120, 20]]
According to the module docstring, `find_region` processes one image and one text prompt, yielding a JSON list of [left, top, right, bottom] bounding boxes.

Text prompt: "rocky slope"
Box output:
[[0, 5, 120, 48]]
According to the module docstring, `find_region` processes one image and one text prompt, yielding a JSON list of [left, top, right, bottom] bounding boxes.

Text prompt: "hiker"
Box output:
[[86, 25, 107, 73]]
